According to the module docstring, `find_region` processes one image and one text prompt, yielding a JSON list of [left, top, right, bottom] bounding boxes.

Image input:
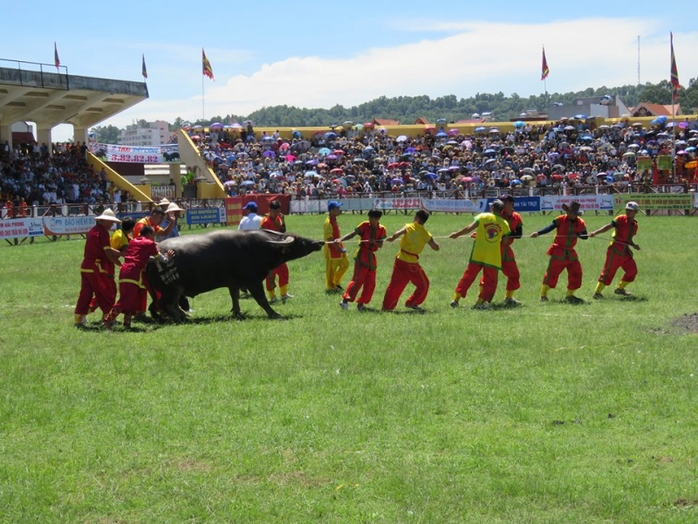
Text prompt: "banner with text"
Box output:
[[373, 197, 423, 210], [540, 195, 614, 213], [613, 193, 693, 211], [479, 196, 541, 213], [421, 199, 480, 213], [89, 143, 180, 163], [0, 218, 44, 239], [186, 207, 226, 226]]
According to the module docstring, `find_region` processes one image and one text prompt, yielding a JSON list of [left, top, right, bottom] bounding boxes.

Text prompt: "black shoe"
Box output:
[[565, 295, 584, 305]]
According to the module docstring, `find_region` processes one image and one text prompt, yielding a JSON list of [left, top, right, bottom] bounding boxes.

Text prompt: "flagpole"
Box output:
[[672, 91, 676, 183], [670, 32, 677, 183], [544, 78, 548, 106], [202, 73, 205, 121]]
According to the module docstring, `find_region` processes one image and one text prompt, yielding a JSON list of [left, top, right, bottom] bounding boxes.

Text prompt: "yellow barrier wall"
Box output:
[[87, 152, 153, 203], [203, 114, 695, 140], [176, 129, 226, 198]]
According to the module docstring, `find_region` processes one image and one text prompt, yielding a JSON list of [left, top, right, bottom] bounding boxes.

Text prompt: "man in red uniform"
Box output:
[[339, 209, 387, 311], [479, 194, 523, 306], [133, 206, 176, 318], [87, 216, 135, 317], [450, 200, 511, 309], [133, 206, 176, 238], [381, 210, 440, 311], [589, 201, 641, 298], [531, 201, 588, 304], [73, 209, 123, 327], [260, 199, 292, 303], [102, 226, 173, 330]]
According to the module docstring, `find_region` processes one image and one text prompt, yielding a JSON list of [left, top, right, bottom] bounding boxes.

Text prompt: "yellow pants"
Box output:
[[326, 256, 349, 290]]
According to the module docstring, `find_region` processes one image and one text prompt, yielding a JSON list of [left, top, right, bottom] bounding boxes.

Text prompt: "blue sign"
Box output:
[[186, 208, 223, 225], [480, 196, 540, 212]]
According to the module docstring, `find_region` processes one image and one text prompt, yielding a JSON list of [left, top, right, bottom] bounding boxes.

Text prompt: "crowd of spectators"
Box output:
[[1, 141, 130, 217], [3, 115, 697, 219], [192, 116, 698, 199]]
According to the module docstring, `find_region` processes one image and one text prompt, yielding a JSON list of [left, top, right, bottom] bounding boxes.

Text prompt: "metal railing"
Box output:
[[0, 58, 69, 90]]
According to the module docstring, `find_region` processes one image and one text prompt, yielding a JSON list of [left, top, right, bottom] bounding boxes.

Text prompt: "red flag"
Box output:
[[541, 46, 549, 80], [202, 48, 214, 80], [54, 42, 61, 70], [670, 32, 680, 102], [142, 53, 148, 79]]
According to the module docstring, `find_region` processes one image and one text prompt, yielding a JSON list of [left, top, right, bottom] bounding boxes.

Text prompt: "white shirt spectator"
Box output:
[[238, 212, 262, 231]]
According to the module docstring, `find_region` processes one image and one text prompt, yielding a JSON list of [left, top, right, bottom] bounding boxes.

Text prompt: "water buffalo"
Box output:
[[146, 229, 323, 320]]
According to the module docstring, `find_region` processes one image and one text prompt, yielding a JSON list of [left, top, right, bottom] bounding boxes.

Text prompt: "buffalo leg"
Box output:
[[229, 286, 244, 319], [247, 281, 282, 319], [158, 289, 187, 322]]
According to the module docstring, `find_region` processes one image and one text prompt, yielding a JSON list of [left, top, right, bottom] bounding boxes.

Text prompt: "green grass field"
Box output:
[[1, 212, 698, 523]]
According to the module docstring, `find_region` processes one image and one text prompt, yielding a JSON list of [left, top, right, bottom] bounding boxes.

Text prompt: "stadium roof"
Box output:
[[0, 60, 148, 133]]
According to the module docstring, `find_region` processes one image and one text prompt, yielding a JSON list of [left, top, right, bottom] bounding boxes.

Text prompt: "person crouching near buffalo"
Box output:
[[102, 226, 174, 330], [260, 199, 293, 303], [381, 209, 440, 311], [339, 209, 387, 311]]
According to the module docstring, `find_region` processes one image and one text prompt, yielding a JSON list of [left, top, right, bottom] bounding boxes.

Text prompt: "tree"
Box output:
[[90, 125, 121, 144]]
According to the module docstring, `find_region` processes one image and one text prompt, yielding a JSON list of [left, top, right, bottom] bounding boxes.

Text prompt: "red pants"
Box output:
[[382, 258, 429, 310], [138, 275, 161, 314], [456, 262, 498, 302], [543, 257, 582, 291], [75, 272, 115, 315], [266, 263, 289, 291], [343, 262, 376, 305], [89, 276, 116, 312], [114, 282, 146, 314], [598, 249, 637, 285], [480, 259, 519, 292]]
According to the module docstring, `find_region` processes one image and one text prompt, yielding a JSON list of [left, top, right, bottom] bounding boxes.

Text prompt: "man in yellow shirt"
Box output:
[[381, 210, 440, 311], [449, 200, 510, 309], [323, 201, 349, 292]]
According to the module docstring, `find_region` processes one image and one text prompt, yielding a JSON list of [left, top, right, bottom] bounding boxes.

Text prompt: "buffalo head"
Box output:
[[262, 230, 323, 262]]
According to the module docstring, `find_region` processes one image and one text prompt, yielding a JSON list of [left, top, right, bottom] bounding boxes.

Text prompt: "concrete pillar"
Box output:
[[73, 127, 88, 145], [0, 124, 12, 151], [36, 125, 53, 155], [169, 163, 182, 198]]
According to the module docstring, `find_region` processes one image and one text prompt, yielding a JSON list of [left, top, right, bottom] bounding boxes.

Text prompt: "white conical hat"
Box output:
[[95, 208, 122, 223], [166, 202, 184, 212]]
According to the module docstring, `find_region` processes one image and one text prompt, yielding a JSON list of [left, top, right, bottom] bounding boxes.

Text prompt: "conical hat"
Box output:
[[95, 208, 122, 223], [166, 202, 184, 212]]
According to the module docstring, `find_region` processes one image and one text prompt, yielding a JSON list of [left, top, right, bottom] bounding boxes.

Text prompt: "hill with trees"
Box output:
[[92, 79, 698, 140]]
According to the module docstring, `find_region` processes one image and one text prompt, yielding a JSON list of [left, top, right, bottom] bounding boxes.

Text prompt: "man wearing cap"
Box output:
[[589, 201, 641, 298], [73, 209, 123, 327], [531, 201, 588, 304], [449, 199, 510, 309], [480, 194, 523, 306], [239, 201, 262, 230], [260, 200, 291, 303], [323, 200, 349, 293]]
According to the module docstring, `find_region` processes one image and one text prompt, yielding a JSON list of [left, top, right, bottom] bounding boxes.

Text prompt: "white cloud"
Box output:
[[52, 17, 695, 141]]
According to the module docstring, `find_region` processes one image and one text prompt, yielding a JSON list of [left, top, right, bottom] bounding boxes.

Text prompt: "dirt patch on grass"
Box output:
[[670, 313, 698, 334]]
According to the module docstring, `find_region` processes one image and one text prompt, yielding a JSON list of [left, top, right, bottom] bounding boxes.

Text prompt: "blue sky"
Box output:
[[3, 1, 695, 141]]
